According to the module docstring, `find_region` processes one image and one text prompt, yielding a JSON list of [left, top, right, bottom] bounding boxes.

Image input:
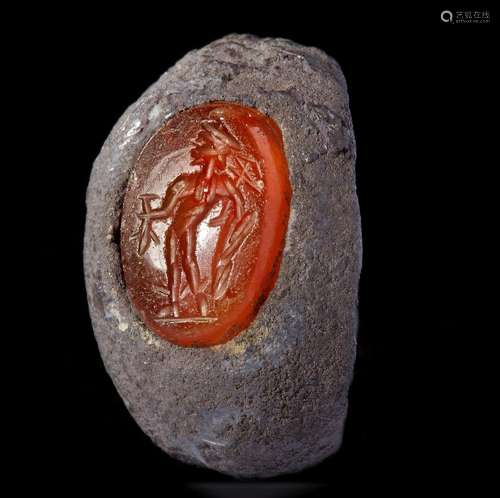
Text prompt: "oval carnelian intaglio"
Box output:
[[120, 102, 291, 347]]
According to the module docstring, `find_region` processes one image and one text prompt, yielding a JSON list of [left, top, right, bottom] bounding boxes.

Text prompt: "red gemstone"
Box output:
[[120, 102, 291, 347]]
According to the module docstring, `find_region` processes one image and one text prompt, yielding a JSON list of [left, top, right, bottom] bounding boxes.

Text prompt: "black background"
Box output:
[[27, 4, 494, 496]]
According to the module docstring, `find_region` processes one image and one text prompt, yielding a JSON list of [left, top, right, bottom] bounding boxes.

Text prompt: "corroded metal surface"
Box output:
[[84, 34, 361, 478]]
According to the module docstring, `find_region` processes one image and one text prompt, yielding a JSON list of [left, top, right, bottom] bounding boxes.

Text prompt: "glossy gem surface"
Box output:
[[120, 102, 291, 347]]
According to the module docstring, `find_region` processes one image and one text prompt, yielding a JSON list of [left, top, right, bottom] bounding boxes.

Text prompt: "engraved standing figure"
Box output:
[[135, 109, 263, 321]]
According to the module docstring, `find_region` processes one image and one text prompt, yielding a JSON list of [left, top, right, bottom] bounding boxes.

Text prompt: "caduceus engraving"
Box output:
[[134, 109, 263, 322]]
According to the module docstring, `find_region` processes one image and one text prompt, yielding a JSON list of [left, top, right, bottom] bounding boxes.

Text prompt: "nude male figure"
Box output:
[[136, 116, 261, 319]]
